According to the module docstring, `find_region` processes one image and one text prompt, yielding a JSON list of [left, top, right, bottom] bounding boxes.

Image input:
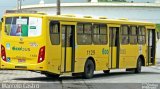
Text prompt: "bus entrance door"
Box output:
[[147, 29, 156, 65], [61, 24, 75, 72], [109, 27, 120, 69]]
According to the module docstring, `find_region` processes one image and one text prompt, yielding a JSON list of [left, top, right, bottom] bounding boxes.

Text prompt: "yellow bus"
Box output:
[[1, 11, 157, 79]]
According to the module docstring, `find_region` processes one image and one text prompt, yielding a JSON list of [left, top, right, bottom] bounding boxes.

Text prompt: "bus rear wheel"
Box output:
[[83, 60, 94, 79], [134, 58, 142, 73]]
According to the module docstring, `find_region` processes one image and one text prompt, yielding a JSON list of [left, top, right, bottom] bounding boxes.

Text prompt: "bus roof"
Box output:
[[3, 13, 155, 26], [48, 15, 155, 26]]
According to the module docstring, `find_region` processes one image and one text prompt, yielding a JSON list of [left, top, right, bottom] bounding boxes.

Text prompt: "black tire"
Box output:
[[103, 70, 110, 74], [45, 73, 60, 78], [134, 58, 142, 73], [83, 60, 94, 79]]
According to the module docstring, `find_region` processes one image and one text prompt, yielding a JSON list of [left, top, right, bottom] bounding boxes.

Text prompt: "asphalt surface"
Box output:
[[0, 59, 159, 89]]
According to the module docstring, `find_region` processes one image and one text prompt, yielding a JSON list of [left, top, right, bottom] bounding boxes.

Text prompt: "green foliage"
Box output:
[[156, 24, 160, 32]]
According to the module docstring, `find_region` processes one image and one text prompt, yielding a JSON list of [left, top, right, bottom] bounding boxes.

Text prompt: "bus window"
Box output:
[[138, 26, 146, 44], [121, 25, 129, 44], [5, 17, 42, 37], [49, 21, 60, 45], [77, 23, 92, 45], [130, 26, 137, 44], [100, 24, 107, 44], [84, 24, 92, 34], [110, 27, 118, 46], [62, 25, 72, 47], [93, 24, 100, 44], [77, 23, 83, 34], [93, 24, 107, 44]]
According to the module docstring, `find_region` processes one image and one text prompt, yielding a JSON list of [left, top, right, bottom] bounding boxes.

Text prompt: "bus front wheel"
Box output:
[[134, 58, 142, 73], [83, 60, 94, 79]]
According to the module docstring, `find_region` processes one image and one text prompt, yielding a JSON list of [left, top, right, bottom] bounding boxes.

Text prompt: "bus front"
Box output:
[[1, 14, 47, 71]]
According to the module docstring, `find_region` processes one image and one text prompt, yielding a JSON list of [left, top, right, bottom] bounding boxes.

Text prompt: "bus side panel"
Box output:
[[74, 45, 109, 73], [142, 44, 147, 66], [45, 19, 61, 74], [74, 46, 88, 73], [92, 46, 109, 71], [119, 45, 138, 68], [46, 43, 61, 74]]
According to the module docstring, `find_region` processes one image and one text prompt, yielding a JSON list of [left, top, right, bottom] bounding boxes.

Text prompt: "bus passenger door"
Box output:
[[61, 24, 75, 72], [109, 27, 120, 69], [147, 29, 156, 65]]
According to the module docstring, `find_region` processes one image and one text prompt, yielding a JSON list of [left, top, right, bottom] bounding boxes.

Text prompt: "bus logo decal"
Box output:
[[102, 48, 109, 55], [12, 46, 30, 51]]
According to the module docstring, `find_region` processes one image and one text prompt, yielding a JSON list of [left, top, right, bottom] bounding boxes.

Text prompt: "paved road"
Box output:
[[0, 65, 160, 89], [0, 58, 160, 89]]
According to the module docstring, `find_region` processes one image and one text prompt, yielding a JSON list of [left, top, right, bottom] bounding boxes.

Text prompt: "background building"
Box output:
[[1, 0, 160, 58], [0, 0, 156, 17], [19, 0, 160, 58], [20, 1, 160, 24]]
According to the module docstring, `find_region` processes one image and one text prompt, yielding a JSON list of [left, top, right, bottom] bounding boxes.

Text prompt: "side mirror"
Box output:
[[1, 18, 3, 22]]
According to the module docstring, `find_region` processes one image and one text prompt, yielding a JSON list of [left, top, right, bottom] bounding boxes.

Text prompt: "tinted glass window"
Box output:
[[130, 26, 137, 44], [5, 17, 42, 37], [50, 21, 60, 45], [121, 25, 129, 44], [77, 23, 92, 45]]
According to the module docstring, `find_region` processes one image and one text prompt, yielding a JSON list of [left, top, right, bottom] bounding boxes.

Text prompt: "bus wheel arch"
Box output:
[[82, 57, 95, 79], [87, 57, 96, 70], [138, 55, 145, 66], [135, 55, 145, 73]]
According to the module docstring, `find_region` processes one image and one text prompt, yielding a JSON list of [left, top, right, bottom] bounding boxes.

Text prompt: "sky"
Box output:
[[0, 0, 155, 18]]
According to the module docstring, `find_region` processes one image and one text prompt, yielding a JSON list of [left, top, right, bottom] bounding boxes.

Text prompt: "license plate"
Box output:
[[18, 59, 26, 63]]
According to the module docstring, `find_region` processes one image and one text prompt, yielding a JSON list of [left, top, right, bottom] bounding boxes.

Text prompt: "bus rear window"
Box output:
[[5, 17, 42, 37]]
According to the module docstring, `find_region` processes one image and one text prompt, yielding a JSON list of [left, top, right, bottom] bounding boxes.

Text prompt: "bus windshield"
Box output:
[[5, 17, 42, 37]]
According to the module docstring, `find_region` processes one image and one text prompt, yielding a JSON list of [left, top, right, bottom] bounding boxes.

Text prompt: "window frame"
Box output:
[[77, 23, 92, 45], [138, 26, 146, 44], [129, 25, 138, 44], [49, 21, 60, 45], [5, 17, 43, 37], [92, 24, 108, 45], [121, 25, 129, 45]]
